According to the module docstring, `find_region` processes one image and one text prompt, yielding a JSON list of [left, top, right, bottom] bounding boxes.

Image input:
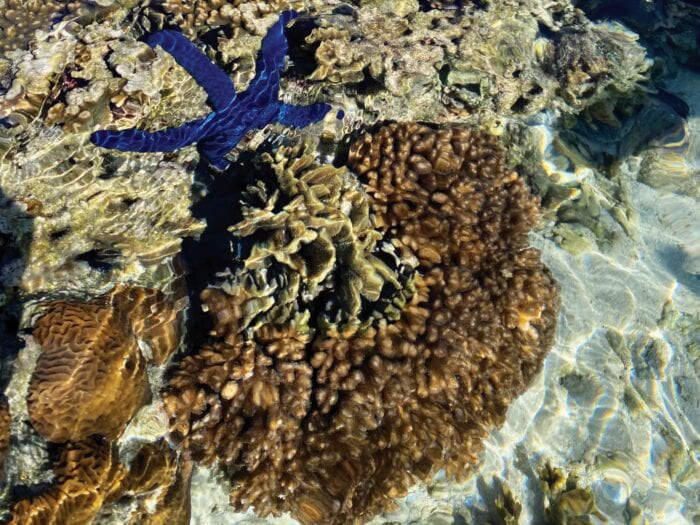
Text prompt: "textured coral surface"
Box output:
[[7, 439, 125, 525], [7, 438, 191, 525], [27, 285, 180, 442], [162, 123, 558, 524]]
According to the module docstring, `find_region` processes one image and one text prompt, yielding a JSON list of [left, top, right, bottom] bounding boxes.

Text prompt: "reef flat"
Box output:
[[0, 1, 697, 524]]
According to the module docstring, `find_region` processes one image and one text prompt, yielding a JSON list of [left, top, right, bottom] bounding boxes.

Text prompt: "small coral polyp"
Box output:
[[163, 123, 559, 524]]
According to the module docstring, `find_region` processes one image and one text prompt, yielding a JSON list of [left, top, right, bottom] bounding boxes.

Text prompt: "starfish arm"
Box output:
[[198, 131, 245, 171], [91, 116, 211, 153], [277, 102, 331, 128], [146, 30, 236, 111], [249, 10, 299, 93]]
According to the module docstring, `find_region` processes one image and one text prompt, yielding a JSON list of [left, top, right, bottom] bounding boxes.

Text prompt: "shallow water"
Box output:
[[0, 2, 698, 524]]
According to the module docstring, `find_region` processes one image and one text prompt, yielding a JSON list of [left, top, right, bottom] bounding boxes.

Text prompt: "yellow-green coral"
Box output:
[[210, 143, 414, 337]]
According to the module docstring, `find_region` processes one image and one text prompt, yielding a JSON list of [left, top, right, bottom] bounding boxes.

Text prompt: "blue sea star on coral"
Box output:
[[91, 11, 331, 170]]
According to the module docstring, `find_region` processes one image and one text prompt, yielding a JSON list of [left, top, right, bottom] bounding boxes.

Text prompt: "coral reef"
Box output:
[[162, 123, 558, 523], [2, 0, 687, 523], [92, 11, 330, 170], [26, 285, 180, 442], [7, 438, 125, 525], [6, 438, 191, 525], [201, 143, 414, 338]]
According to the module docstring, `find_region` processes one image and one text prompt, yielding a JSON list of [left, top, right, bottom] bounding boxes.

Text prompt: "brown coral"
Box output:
[[154, 0, 299, 37], [0, 0, 120, 55], [0, 1, 79, 54], [121, 440, 193, 525], [0, 395, 9, 474], [27, 285, 181, 443], [7, 438, 125, 525], [163, 123, 558, 524], [7, 438, 192, 525]]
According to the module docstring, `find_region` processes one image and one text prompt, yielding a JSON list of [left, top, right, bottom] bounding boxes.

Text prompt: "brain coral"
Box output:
[[163, 123, 558, 523], [27, 284, 181, 442], [7, 438, 125, 525], [7, 437, 191, 525]]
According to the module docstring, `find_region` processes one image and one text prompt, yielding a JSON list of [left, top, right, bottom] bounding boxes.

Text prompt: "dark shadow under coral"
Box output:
[[179, 143, 285, 349], [0, 189, 33, 392]]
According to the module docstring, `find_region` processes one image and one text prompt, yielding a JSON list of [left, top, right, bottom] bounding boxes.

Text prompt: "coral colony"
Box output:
[[91, 10, 331, 170], [0, 2, 596, 524]]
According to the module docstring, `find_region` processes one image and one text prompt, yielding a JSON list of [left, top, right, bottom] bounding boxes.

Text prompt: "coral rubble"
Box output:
[[163, 123, 558, 523], [27, 285, 180, 442]]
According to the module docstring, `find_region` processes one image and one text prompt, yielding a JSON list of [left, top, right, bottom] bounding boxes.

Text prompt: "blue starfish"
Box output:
[[91, 11, 331, 170]]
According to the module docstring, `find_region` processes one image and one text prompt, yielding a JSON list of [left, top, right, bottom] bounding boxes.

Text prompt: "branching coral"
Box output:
[[144, 0, 303, 87], [162, 123, 558, 524], [0, 1, 81, 55], [27, 285, 181, 442], [153, 0, 300, 37]]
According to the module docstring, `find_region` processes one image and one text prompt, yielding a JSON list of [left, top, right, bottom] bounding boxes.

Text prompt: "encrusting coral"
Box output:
[[162, 123, 559, 524], [26, 284, 181, 443]]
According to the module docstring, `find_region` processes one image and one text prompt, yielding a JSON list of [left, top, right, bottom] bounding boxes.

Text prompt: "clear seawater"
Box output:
[[0, 2, 697, 524]]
